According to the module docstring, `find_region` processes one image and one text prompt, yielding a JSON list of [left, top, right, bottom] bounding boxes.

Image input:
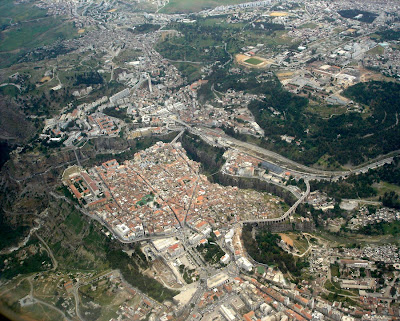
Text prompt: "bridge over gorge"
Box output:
[[173, 119, 396, 181], [241, 179, 310, 225]]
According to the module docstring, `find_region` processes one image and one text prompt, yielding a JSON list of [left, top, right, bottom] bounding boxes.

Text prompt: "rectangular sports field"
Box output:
[[244, 57, 263, 65]]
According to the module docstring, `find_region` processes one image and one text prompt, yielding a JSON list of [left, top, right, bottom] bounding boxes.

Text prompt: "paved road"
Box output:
[[207, 128, 396, 180], [19, 276, 72, 321], [47, 118, 397, 245], [171, 129, 185, 144], [72, 283, 84, 321], [241, 179, 310, 224], [35, 232, 58, 271], [174, 120, 397, 180]]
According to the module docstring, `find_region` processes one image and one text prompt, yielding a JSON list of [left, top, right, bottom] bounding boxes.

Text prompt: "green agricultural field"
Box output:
[[171, 61, 203, 83], [0, 7, 76, 68], [241, 29, 295, 48], [299, 22, 318, 29], [0, 0, 48, 24], [244, 57, 263, 65], [156, 20, 295, 65], [374, 181, 400, 197], [366, 45, 384, 55], [0, 85, 19, 97], [0, 17, 75, 52], [198, 17, 246, 29], [160, 0, 254, 13], [306, 101, 348, 118], [64, 211, 84, 235], [257, 266, 266, 275]]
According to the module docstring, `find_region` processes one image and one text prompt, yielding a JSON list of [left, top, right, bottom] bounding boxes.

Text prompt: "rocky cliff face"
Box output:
[[0, 136, 145, 248], [0, 97, 36, 144]]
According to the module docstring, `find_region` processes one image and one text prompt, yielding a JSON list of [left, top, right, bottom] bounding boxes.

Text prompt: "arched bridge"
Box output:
[[241, 179, 310, 225]]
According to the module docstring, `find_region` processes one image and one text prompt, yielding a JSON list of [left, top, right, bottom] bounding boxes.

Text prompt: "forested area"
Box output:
[[310, 157, 400, 205], [250, 80, 400, 166], [249, 22, 285, 31], [381, 191, 400, 209], [197, 240, 225, 264], [106, 248, 178, 302], [0, 239, 52, 279], [358, 220, 400, 235], [128, 23, 161, 34], [372, 29, 400, 41], [0, 208, 30, 251], [155, 22, 230, 63], [310, 173, 378, 199], [201, 72, 400, 166], [297, 203, 327, 228], [181, 131, 226, 176], [103, 106, 129, 121], [242, 225, 308, 277], [338, 9, 378, 23], [74, 72, 104, 85], [342, 81, 400, 117]]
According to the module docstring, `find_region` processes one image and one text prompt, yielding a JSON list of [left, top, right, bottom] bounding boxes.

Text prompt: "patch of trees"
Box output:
[[199, 74, 400, 167], [74, 72, 104, 86], [208, 69, 277, 95], [197, 81, 214, 104], [181, 131, 226, 176], [179, 264, 197, 284], [20, 43, 75, 63], [381, 191, 400, 209], [129, 24, 160, 34], [20, 87, 75, 117], [242, 225, 307, 276], [0, 209, 30, 251], [338, 9, 378, 23], [373, 29, 400, 41], [155, 22, 230, 63], [197, 59, 275, 104], [197, 240, 225, 264], [207, 77, 400, 167], [372, 157, 400, 186], [248, 93, 308, 139], [245, 81, 400, 166], [286, 176, 306, 191], [311, 157, 400, 203], [220, 125, 241, 139], [296, 203, 346, 228], [106, 249, 178, 302], [343, 81, 400, 118], [310, 173, 378, 199], [358, 220, 400, 236], [173, 62, 201, 83], [0, 240, 52, 279], [103, 107, 129, 121]]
